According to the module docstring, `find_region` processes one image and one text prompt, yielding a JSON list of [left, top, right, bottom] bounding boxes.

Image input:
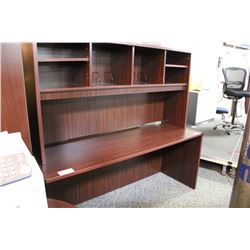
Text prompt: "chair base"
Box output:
[[213, 121, 244, 135]]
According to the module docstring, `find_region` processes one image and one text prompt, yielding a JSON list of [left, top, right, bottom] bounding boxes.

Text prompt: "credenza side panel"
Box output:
[[161, 136, 202, 189]]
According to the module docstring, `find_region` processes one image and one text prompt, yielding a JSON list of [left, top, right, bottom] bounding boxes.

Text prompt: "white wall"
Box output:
[[2, 0, 250, 122]]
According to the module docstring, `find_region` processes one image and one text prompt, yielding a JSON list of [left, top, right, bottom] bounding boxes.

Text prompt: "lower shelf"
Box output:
[[42, 124, 202, 183]]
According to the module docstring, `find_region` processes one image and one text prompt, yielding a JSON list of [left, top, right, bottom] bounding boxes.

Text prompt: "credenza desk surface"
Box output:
[[43, 123, 201, 183]]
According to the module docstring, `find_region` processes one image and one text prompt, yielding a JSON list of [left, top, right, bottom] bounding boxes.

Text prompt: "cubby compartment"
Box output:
[[134, 47, 165, 85], [92, 43, 133, 86], [37, 43, 89, 61], [38, 62, 88, 89], [165, 67, 188, 84], [166, 50, 190, 66]]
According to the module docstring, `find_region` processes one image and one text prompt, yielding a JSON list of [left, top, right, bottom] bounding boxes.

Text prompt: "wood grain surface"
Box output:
[[1, 43, 32, 151], [43, 124, 201, 183]]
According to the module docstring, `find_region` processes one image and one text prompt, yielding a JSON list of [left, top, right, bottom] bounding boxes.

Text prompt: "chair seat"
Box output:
[[225, 89, 250, 98], [216, 107, 229, 114]]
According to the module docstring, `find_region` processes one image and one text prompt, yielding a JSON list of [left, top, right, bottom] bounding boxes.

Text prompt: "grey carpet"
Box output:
[[77, 161, 233, 208]]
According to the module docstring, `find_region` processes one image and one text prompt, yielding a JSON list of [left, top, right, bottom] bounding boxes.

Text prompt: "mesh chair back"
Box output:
[[223, 67, 247, 92]]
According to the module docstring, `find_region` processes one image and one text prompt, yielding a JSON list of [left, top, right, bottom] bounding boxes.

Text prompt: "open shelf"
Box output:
[[166, 50, 190, 66], [38, 58, 89, 62], [165, 64, 188, 68], [43, 124, 201, 183], [134, 47, 165, 84], [92, 43, 133, 86], [165, 67, 188, 84], [38, 61, 89, 89], [39, 84, 186, 100], [37, 43, 89, 59]]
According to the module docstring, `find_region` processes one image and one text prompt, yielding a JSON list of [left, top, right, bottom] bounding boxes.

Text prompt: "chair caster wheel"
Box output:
[[213, 126, 217, 130], [226, 131, 230, 135]]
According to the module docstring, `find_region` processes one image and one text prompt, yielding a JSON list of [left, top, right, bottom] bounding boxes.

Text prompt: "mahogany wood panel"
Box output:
[[112, 45, 133, 85], [134, 47, 165, 84], [92, 44, 132, 85], [161, 135, 202, 189], [37, 43, 89, 59], [46, 151, 162, 204], [131, 46, 135, 84], [42, 124, 202, 183], [165, 67, 188, 84], [105, 42, 191, 53], [88, 43, 93, 86], [38, 58, 89, 62], [164, 54, 190, 128], [38, 62, 88, 89], [22, 43, 44, 164], [40, 84, 186, 101], [1, 43, 32, 152], [162, 51, 167, 85], [47, 198, 75, 208], [166, 51, 190, 65], [165, 51, 190, 84], [164, 91, 188, 128], [42, 92, 166, 145]]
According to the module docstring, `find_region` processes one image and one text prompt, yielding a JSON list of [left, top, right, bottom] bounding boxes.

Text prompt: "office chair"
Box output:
[[214, 67, 250, 135]]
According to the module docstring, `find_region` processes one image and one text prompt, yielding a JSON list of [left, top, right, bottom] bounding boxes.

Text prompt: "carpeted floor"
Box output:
[[77, 161, 234, 208]]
